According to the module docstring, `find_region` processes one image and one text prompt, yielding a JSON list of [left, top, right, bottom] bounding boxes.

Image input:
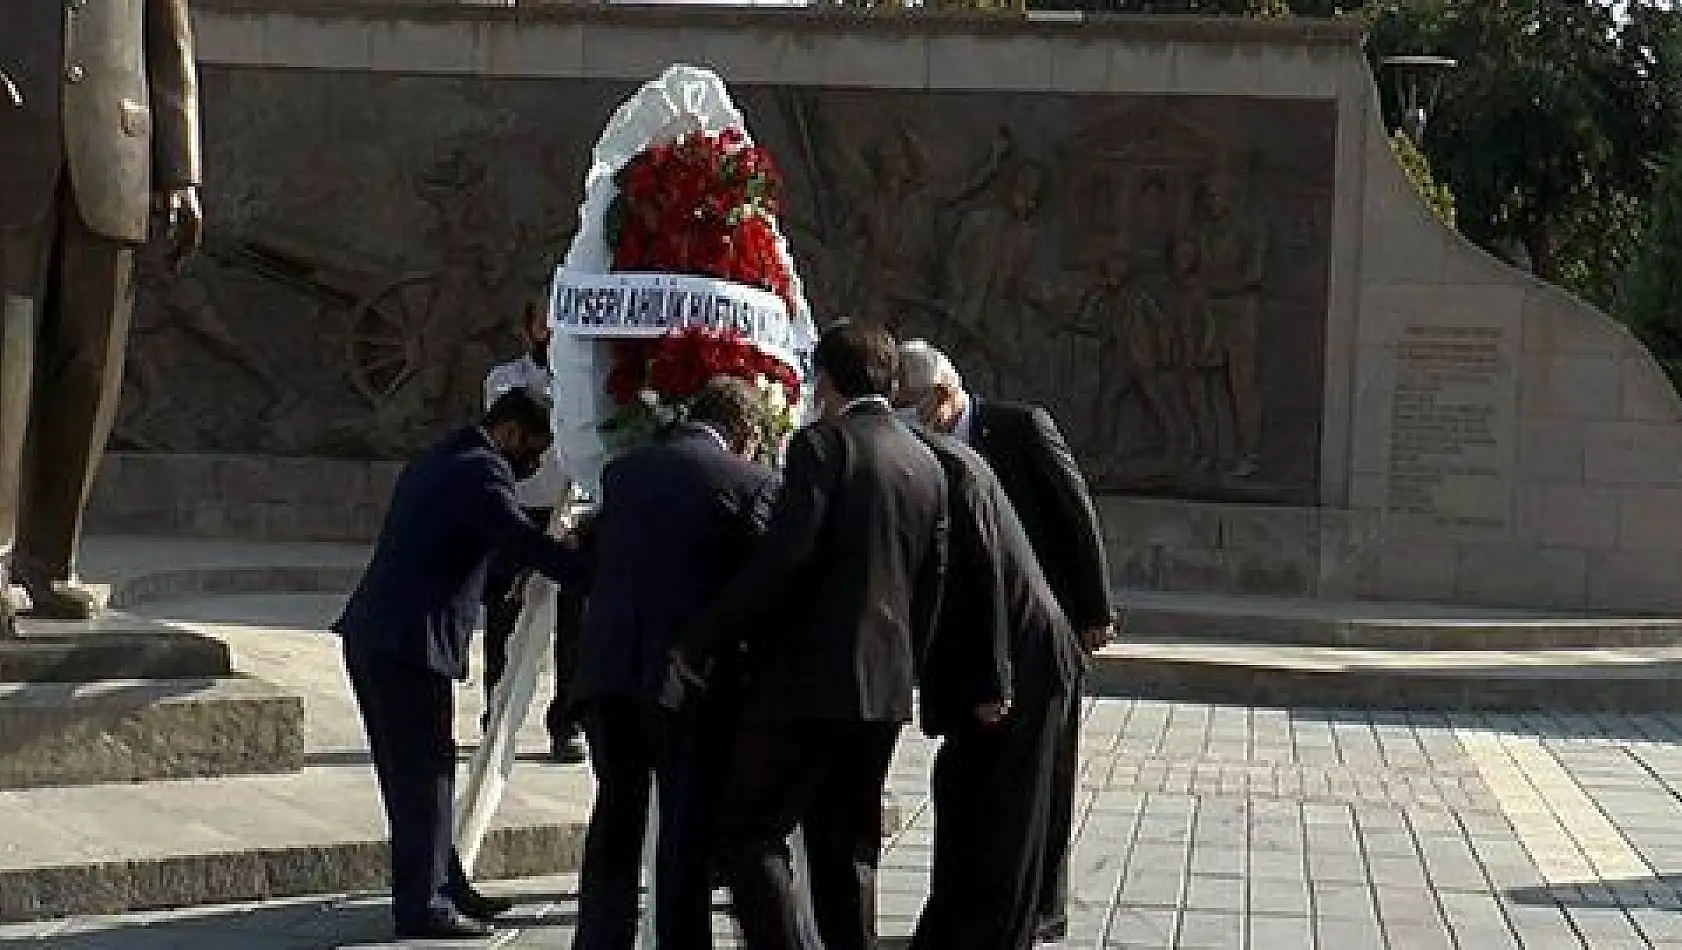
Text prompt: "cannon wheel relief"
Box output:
[[345, 273, 443, 404]]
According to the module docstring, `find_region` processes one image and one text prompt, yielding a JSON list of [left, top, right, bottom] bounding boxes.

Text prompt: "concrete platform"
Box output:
[[77, 537, 367, 609], [1090, 640, 1682, 711], [1, 616, 233, 682], [1119, 590, 1682, 650], [1096, 591, 1682, 710]]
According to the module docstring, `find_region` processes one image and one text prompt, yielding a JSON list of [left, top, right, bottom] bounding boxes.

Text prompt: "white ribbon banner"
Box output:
[[550, 270, 801, 371]]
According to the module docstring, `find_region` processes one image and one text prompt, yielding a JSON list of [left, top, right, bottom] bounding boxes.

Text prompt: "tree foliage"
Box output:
[[1389, 129, 1456, 228], [1023, 0, 1347, 13], [1620, 148, 1682, 384], [1366, 1, 1682, 308]]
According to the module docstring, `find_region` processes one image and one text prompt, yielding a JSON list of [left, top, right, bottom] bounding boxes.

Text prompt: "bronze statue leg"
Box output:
[[14, 188, 136, 615], [0, 215, 56, 631]]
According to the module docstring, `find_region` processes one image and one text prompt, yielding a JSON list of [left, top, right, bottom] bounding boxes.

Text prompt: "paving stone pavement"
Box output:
[[7, 594, 1682, 947]]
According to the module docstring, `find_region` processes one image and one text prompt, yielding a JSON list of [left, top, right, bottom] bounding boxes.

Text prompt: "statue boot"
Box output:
[[0, 292, 36, 634]]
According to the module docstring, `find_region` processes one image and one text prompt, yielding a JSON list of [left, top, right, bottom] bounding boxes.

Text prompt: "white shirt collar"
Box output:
[[841, 395, 892, 416], [518, 353, 552, 381], [952, 391, 975, 444], [693, 423, 730, 453]]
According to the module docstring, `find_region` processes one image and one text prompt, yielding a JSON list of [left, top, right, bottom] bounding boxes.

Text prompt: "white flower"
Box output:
[[637, 389, 660, 408], [755, 374, 789, 412]]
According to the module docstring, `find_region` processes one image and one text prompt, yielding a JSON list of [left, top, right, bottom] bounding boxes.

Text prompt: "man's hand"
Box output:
[[0, 69, 21, 108], [668, 648, 707, 690], [1079, 622, 1116, 654], [153, 186, 203, 271], [974, 700, 1010, 726]]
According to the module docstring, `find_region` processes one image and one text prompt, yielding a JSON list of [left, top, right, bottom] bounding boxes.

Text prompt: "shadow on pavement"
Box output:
[[1506, 877, 1682, 911], [0, 887, 594, 949], [303, 749, 573, 769], [0, 896, 391, 949], [1284, 707, 1682, 747]]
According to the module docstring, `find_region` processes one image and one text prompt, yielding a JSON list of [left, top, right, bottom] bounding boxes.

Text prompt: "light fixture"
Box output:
[[1380, 54, 1457, 144]]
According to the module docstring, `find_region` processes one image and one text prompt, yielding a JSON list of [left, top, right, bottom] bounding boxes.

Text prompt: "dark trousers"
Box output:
[[0, 176, 135, 587], [1038, 685, 1083, 927], [483, 506, 581, 740], [911, 693, 1068, 950], [574, 694, 741, 950], [342, 643, 475, 926], [717, 718, 900, 950]]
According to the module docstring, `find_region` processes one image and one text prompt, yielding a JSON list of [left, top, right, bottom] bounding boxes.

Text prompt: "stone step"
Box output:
[[107, 564, 361, 612], [1, 616, 233, 682], [0, 765, 588, 924], [1089, 640, 1682, 711], [1119, 590, 1682, 650], [70, 536, 368, 613], [0, 676, 303, 790], [0, 758, 913, 924]]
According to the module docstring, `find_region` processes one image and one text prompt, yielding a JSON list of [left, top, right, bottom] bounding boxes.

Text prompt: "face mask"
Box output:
[[506, 441, 545, 481]]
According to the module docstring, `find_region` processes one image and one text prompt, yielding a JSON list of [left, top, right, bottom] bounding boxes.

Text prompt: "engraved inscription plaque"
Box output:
[[1384, 325, 1513, 530], [124, 71, 1336, 504]]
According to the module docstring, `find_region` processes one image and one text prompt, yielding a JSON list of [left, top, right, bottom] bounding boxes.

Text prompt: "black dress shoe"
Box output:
[[549, 734, 586, 764], [1034, 915, 1069, 943], [453, 888, 515, 922], [394, 909, 494, 939]]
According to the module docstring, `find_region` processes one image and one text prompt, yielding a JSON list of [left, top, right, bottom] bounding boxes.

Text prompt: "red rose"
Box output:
[[608, 130, 792, 289]]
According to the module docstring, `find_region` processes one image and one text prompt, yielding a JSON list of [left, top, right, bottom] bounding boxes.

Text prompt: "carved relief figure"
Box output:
[[1129, 174, 1178, 276], [1080, 235, 1192, 476], [1188, 171, 1267, 478], [943, 145, 1052, 392], [407, 144, 516, 430], [850, 128, 942, 330], [1168, 234, 1214, 470], [119, 243, 300, 449]]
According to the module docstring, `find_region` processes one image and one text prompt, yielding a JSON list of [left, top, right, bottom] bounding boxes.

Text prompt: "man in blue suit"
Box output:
[[333, 386, 579, 940], [571, 376, 781, 950]]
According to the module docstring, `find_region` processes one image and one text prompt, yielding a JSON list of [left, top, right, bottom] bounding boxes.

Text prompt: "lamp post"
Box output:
[[1380, 54, 1457, 145]]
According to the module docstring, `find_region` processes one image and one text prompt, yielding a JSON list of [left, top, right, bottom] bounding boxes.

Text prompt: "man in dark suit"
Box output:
[[675, 323, 949, 950], [897, 340, 1115, 943], [332, 387, 580, 940], [571, 377, 780, 950], [905, 428, 1083, 950]]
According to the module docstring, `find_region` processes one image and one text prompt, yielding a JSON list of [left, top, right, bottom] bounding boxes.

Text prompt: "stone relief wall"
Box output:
[[100, 5, 1682, 611], [122, 67, 1335, 505], [1100, 72, 1682, 613]]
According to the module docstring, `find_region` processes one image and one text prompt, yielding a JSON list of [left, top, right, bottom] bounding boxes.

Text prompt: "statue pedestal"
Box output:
[[1, 615, 228, 680], [0, 612, 304, 790]]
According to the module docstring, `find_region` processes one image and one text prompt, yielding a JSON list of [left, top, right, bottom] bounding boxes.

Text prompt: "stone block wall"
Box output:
[[86, 454, 399, 543], [1335, 96, 1682, 613]]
